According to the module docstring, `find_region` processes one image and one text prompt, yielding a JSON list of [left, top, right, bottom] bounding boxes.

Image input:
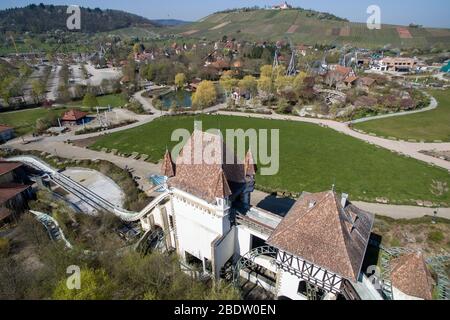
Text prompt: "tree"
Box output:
[[0, 87, 11, 106], [82, 93, 99, 108], [31, 80, 46, 103], [274, 75, 293, 94], [260, 65, 273, 78], [53, 268, 116, 300], [273, 65, 286, 79], [174, 73, 187, 90], [239, 75, 258, 98], [192, 80, 217, 109], [219, 71, 238, 97], [293, 71, 308, 90], [57, 85, 71, 103], [258, 76, 273, 97]]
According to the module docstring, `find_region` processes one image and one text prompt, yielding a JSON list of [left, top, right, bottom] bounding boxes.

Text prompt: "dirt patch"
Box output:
[[420, 150, 450, 162], [209, 21, 231, 30], [373, 215, 450, 258], [340, 26, 350, 37], [397, 27, 413, 39], [286, 25, 299, 34], [331, 27, 341, 36], [181, 30, 199, 36], [71, 136, 101, 148]]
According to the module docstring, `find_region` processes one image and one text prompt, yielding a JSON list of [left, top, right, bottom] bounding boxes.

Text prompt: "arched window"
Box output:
[[298, 281, 308, 296]]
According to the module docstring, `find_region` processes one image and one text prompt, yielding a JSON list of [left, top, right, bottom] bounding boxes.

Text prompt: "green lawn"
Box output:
[[0, 94, 126, 137], [66, 94, 128, 109], [0, 107, 67, 136], [354, 89, 450, 142], [90, 115, 450, 205]]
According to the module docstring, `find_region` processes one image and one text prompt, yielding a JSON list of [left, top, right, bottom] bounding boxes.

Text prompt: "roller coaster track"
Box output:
[[7, 156, 171, 222], [30, 210, 73, 249], [233, 246, 278, 288]]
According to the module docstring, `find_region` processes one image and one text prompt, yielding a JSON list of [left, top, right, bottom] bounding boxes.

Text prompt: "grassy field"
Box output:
[[0, 107, 67, 136], [90, 115, 450, 205], [354, 90, 450, 142], [66, 94, 128, 109], [0, 94, 125, 137]]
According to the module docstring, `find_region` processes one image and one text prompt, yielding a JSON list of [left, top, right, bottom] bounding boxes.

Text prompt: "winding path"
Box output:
[[348, 93, 438, 124]]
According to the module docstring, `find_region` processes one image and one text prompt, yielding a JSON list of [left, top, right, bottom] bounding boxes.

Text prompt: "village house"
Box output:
[[380, 57, 418, 72], [272, 1, 292, 10], [325, 65, 358, 89], [142, 129, 391, 300], [0, 161, 33, 225], [60, 109, 90, 127], [0, 124, 14, 143]]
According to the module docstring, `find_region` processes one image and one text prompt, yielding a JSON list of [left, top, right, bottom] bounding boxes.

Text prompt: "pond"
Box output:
[[160, 90, 192, 109]]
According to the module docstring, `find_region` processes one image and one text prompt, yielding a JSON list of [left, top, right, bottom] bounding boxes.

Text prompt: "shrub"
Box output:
[[0, 238, 10, 256], [427, 230, 445, 243]]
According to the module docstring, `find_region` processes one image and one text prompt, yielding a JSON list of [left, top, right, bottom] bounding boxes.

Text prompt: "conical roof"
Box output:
[[161, 149, 175, 177]]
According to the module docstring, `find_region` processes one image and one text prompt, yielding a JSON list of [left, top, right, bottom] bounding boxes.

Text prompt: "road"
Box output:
[[46, 65, 61, 101]]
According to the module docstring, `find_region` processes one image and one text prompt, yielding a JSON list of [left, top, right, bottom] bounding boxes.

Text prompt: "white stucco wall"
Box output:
[[277, 270, 307, 300], [171, 190, 232, 273], [213, 226, 236, 278], [276, 254, 343, 299], [393, 287, 424, 301]]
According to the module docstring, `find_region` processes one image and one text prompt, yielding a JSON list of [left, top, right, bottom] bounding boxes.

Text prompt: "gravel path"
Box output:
[[348, 93, 438, 124]]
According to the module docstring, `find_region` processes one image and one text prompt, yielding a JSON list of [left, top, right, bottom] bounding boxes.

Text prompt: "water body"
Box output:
[[160, 90, 192, 109]]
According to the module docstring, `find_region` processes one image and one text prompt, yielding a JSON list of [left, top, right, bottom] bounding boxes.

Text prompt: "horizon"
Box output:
[[0, 0, 449, 29]]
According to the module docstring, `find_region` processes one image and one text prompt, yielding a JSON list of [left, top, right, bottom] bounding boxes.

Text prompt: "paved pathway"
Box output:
[[349, 93, 438, 124]]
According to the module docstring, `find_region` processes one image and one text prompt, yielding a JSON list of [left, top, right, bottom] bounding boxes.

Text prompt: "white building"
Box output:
[[139, 130, 406, 300]]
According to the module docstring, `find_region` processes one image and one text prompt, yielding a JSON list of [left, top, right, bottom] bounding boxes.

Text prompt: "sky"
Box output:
[[0, 0, 449, 28]]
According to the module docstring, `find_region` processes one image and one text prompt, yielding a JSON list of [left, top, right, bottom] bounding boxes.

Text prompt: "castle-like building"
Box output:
[[140, 130, 434, 300]]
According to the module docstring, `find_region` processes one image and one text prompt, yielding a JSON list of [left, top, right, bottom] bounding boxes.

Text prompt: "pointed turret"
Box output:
[[213, 168, 232, 200], [161, 149, 175, 178], [244, 150, 257, 177]]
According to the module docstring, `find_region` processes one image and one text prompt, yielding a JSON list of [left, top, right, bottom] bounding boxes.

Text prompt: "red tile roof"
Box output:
[[267, 191, 374, 282], [244, 150, 257, 177], [0, 161, 23, 177], [390, 252, 434, 300], [0, 124, 13, 133], [61, 109, 88, 122], [344, 76, 358, 84], [0, 183, 30, 204], [168, 130, 245, 203], [334, 65, 353, 77], [161, 150, 175, 178]]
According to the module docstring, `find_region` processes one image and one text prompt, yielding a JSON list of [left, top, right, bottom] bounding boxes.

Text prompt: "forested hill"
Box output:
[[0, 4, 157, 33]]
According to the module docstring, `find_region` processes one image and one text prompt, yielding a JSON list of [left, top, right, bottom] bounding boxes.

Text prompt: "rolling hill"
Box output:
[[166, 8, 450, 48], [0, 4, 157, 34]]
